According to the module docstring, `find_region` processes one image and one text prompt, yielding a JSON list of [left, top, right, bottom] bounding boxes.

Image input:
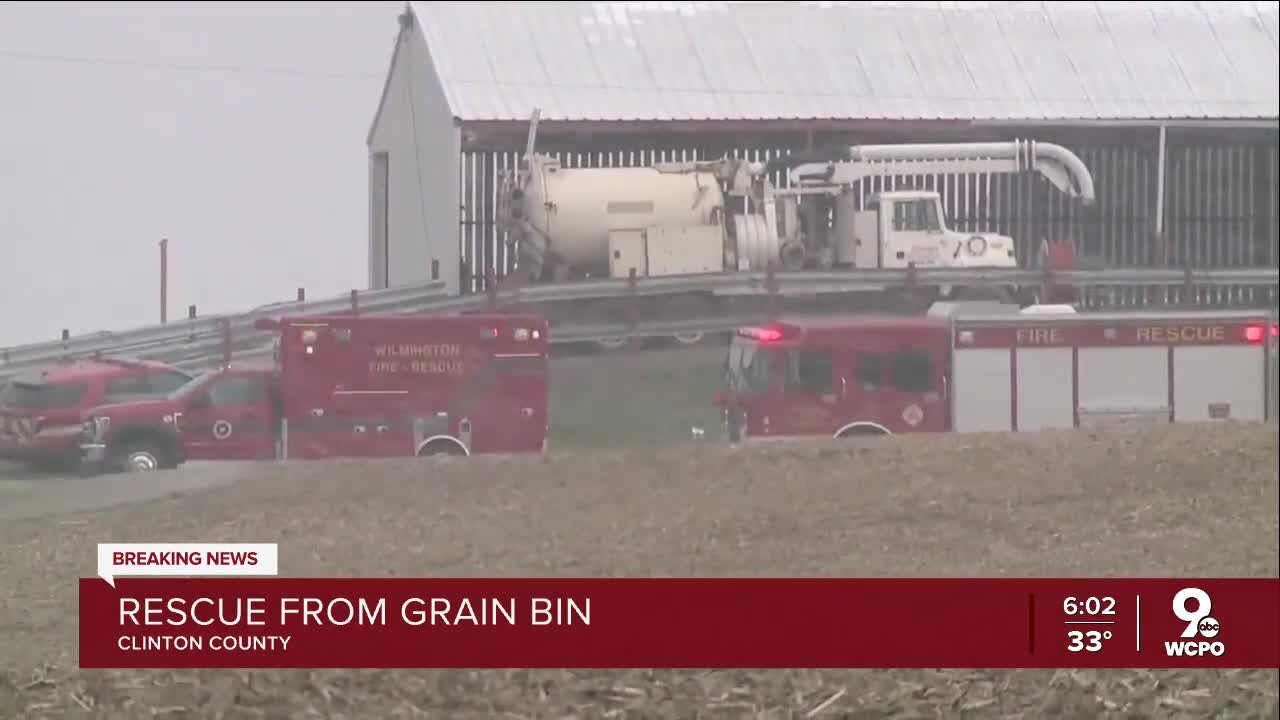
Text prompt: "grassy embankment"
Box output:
[[548, 345, 726, 451]]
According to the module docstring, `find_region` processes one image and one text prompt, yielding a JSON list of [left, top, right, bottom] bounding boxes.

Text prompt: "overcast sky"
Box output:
[[0, 0, 402, 347]]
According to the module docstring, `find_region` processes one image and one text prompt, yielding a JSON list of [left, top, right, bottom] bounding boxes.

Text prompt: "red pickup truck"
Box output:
[[79, 313, 552, 473], [1, 358, 192, 471]]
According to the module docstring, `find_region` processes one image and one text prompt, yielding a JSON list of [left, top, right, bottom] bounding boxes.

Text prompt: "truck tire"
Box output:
[[658, 293, 714, 348], [670, 331, 705, 347], [593, 336, 630, 353], [416, 439, 467, 457], [113, 441, 173, 473], [836, 424, 890, 439]]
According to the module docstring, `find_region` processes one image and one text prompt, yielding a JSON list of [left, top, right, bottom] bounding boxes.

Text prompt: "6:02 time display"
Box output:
[[1063, 596, 1116, 616]]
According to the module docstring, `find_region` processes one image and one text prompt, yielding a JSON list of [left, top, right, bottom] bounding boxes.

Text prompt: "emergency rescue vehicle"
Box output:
[[1, 358, 193, 470], [77, 313, 550, 473], [717, 305, 1277, 441]]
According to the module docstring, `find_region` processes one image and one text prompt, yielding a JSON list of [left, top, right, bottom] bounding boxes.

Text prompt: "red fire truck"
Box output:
[[717, 305, 1277, 441], [78, 313, 551, 473]]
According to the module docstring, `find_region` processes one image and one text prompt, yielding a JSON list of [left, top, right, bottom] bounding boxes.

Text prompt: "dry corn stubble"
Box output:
[[1, 422, 1276, 719]]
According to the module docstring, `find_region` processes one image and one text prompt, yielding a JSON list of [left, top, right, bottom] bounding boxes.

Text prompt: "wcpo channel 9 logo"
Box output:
[[1165, 587, 1224, 658]]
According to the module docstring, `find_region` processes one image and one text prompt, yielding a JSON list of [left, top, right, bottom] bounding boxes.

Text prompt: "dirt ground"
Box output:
[[0, 420, 1276, 719], [0, 461, 258, 522]]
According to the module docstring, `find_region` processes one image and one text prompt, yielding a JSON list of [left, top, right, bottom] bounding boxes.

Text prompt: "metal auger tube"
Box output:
[[793, 140, 1099, 205]]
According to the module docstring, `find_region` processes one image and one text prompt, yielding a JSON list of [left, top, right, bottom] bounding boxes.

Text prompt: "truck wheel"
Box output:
[[115, 442, 169, 473], [837, 425, 890, 439], [660, 294, 712, 347], [670, 331, 705, 347], [593, 336, 630, 353], [416, 439, 467, 457]]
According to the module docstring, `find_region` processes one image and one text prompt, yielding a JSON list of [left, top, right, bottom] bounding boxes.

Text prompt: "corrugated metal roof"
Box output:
[[409, 1, 1280, 122]]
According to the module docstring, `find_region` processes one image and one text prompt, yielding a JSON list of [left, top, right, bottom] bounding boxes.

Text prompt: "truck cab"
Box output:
[[839, 190, 1019, 271], [79, 365, 279, 472], [717, 316, 952, 442]]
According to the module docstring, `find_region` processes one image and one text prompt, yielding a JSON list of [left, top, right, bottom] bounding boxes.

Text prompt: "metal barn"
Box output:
[[365, 1, 1280, 307]]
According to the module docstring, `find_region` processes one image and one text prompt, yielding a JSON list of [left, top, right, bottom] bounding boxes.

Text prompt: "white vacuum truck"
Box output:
[[496, 135, 1097, 349]]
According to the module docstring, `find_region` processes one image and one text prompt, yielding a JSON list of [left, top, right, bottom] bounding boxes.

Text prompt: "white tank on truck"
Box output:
[[498, 155, 779, 283], [501, 161, 728, 280], [498, 139, 1095, 288]]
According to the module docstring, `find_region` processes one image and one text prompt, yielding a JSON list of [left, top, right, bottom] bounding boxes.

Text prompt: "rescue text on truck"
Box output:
[[497, 116, 1096, 351]]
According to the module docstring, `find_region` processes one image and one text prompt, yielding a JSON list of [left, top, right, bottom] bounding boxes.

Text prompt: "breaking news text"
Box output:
[[79, 578, 1279, 670]]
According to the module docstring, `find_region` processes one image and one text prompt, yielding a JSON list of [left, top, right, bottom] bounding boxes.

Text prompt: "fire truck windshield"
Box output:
[[722, 337, 772, 395]]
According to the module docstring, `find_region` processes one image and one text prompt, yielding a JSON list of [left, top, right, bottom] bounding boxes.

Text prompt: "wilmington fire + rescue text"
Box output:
[[119, 596, 592, 627]]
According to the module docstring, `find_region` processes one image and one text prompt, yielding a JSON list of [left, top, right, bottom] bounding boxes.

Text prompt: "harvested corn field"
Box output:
[[1, 421, 1277, 719]]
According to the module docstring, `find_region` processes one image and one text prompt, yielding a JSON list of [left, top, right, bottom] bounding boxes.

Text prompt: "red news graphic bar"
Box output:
[[79, 578, 1279, 669]]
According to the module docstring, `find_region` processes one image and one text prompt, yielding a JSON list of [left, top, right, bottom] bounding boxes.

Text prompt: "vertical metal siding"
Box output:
[[457, 135, 1279, 309], [1266, 144, 1273, 270], [1164, 140, 1280, 309]]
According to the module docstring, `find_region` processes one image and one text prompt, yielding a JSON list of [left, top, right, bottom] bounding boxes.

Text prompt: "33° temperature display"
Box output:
[[1062, 595, 1118, 654]]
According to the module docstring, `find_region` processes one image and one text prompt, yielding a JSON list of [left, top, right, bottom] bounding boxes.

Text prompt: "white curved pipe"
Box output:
[[844, 140, 1097, 205]]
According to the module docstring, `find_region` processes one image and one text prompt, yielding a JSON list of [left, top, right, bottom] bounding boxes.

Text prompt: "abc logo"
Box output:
[[1166, 587, 1225, 658]]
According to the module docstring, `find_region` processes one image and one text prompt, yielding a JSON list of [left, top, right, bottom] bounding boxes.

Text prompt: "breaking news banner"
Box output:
[[82, 543, 1280, 666], [81, 545, 1278, 669]]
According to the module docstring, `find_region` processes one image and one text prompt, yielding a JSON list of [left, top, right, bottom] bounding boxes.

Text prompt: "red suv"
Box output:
[[0, 358, 193, 471]]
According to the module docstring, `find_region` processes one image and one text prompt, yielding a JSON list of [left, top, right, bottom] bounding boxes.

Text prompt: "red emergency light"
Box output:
[[1243, 324, 1278, 343], [738, 327, 785, 342]]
